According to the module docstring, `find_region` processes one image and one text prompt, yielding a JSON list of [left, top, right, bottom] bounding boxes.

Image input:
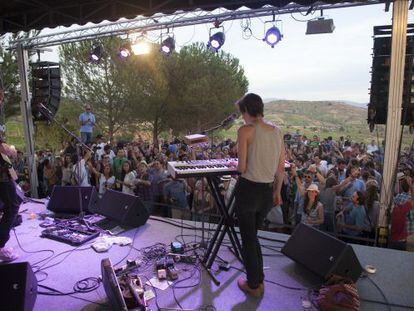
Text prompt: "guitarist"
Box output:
[[0, 82, 19, 262]]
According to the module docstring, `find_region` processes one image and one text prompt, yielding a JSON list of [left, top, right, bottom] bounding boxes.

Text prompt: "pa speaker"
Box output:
[[31, 61, 61, 121], [47, 186, 98, 214], [0, 262, 37, 311], [95, 190, 149, 227], [282, 223, 363, 283]]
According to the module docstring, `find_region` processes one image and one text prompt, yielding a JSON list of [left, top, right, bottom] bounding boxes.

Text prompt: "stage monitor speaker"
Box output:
[[281, 223, 363, 283], [0, 262, 38, 311], [95, 189, 149, 227], [47, 186, 98, 214]]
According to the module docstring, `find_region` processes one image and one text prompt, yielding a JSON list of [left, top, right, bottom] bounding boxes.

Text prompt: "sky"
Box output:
[[39, 3, 414, 104]]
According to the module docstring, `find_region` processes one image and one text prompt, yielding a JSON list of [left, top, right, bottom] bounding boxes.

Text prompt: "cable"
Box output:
[[113, 227, 141, 267], [12, 229, 56, 266], [365, 275, 391, 311], [37, 284, 105, 306], [229, 266, 306, 291], [360, 297, 414, 310]]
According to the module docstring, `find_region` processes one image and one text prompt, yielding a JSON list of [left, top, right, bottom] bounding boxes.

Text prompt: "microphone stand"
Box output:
[[39, 104, 93, 227]]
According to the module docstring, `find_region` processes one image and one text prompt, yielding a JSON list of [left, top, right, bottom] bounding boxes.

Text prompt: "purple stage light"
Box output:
[[208, 31, 225, 52], [263, 26, 282, 48], [160, 37, 175, 57]]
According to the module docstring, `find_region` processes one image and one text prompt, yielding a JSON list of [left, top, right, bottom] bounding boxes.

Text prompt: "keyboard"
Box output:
[[167, 158, 239, 178]]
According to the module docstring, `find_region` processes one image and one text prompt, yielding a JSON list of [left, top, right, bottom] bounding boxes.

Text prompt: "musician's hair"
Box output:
[[236, 93, 264, 117]]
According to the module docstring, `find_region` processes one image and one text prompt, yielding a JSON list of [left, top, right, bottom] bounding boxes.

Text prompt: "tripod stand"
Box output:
[[201, 175, 243, 286]]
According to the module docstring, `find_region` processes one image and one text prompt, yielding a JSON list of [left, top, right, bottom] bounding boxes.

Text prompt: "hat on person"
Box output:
[[139, 160, 148, 167], [366, 178, 378, 189], [306, 183, 319, 192], [220, 175, 231, 181]]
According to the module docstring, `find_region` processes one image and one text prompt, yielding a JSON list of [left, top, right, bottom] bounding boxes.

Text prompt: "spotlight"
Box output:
[[208, 31, 225, 52], [160, 36, 175, 57], [263, 26, 282, 48], [118, 42, 132, 60], [131, 39, 150, 55], [89, 45, 103, 63]]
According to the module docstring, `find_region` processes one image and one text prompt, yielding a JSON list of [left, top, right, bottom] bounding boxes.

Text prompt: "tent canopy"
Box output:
[[0, 0, 380, 35]]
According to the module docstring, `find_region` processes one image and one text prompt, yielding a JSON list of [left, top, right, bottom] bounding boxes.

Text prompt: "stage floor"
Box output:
[[4, 201, 414, 311]]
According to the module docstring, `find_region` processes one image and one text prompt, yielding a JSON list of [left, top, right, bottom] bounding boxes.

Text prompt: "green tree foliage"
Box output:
[[1, 31, 40, 120], [164, 43, 248, 134], [59, 37, 248, 144], [33, 97, 82, 152], [0, 36, 22, 119], [60, 37, 139, 141]]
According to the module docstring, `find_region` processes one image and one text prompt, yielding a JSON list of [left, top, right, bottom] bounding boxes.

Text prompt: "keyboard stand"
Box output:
[[202, 176, 243, 286]]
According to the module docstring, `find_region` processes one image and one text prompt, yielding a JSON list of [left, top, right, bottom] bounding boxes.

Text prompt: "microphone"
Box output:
[[38, 103, 54, 116], [220, 113, 238, 129]]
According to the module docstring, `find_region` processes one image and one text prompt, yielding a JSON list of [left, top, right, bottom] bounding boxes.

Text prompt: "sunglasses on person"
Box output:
[[304, 175, 313, 179]]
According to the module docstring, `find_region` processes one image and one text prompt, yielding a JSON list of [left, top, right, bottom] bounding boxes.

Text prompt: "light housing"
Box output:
[[118, 42, 132, 60], [208, 31, 225, 52], [89, 45, 103, 63], [263, 26, 282, 48], [160, 36, 175, 57]]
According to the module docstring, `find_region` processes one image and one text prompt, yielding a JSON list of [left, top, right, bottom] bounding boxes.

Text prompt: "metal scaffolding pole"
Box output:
[[16, 43, 38, 198], [379, 0, 408, 226]]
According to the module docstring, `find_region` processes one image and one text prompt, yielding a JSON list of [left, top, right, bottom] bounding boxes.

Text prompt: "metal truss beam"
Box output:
[[10, 1, 384, 49]]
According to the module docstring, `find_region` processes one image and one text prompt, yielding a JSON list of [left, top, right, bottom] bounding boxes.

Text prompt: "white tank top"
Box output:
[[241, 122, 283, 183]]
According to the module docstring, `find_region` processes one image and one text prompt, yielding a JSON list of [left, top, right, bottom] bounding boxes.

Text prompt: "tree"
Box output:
[[59, 38, 248, 144], [60, 37, 141, 141], [164, 43, 248, 134]]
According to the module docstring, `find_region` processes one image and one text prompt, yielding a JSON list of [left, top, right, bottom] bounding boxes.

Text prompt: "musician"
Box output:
[[235, 93, 285, 297], [0, 84, 19, 262]]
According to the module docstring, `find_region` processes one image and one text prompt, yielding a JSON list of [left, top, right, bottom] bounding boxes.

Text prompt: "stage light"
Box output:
[[118, 42, 132, 60], [89, 45, 103, 63], [208, 31, 225, 52], [160, 36, 175, 57], [131, 39, 150, 55], [263, 26, 282, 48]]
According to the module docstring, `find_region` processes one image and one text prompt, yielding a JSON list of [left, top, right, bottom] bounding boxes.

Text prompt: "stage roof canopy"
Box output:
[[0, 0, 385, 35]]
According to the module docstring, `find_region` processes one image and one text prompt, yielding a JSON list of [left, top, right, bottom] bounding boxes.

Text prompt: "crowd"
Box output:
[[11, 126, 414, 251]]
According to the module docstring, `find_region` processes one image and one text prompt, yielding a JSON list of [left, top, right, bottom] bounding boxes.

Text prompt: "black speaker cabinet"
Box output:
[[0, 262, 37, 311], [47, 186, 98, 214], [282, 223, 363, 283], [95, 190, 149, 227]]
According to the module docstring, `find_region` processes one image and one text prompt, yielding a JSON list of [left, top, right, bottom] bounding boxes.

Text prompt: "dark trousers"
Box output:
[[0, 181, 20, 248], [234, 177, 274, 289]]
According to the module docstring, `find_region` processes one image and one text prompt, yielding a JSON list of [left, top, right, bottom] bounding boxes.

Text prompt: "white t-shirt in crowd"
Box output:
[[122, 171, 137, 195], [73, 159, 90, 186], [98, 174, 115, 197], [96, 142, 106, 160]]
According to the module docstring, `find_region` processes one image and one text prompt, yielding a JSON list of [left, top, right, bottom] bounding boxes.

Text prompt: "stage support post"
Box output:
[[379, 0, 408, 226], [16, 43, 38, 198]]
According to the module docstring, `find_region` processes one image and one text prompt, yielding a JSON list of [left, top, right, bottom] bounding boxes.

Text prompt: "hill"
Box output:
[[264, 100, 367, 131], [222, 100, 390, 144]]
